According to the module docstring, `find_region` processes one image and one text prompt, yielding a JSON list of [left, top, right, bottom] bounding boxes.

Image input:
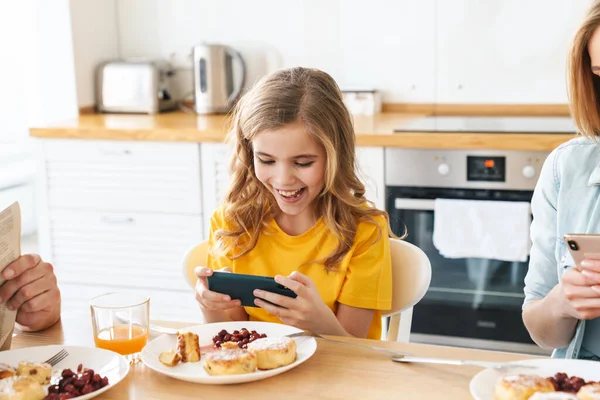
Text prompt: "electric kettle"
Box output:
[[192, 43, 246, 114]]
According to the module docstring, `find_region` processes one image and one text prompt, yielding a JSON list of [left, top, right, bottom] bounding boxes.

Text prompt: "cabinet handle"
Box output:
[[99, 148, 132, 156], [101, 216, 134, 224]]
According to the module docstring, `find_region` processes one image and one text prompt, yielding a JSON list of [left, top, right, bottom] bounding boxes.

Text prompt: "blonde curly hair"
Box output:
[[215, 67, 396, 271]]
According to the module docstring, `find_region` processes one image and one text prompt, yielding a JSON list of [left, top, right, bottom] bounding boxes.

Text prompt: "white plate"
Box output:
[[1, 345, 130, 399], [470, 358, 600, 400], [141, 321, 317, 385]]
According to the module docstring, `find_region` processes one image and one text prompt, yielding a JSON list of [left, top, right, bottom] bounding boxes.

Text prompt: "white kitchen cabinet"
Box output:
[[38, 139, 203, 322], [49, 210, 202, 290], [356, 146, 385, 211], [199, 142, 232, 236], [335, 0, 437, 103], [435, 0, 589, 104], [43, 140, 202, 214]]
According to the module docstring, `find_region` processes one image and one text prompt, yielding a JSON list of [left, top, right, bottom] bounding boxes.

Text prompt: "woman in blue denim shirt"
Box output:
[[523, 1, 600, 361]]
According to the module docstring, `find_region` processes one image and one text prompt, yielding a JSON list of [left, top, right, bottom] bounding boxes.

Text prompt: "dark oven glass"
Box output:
[[386, 186, 535, 345]]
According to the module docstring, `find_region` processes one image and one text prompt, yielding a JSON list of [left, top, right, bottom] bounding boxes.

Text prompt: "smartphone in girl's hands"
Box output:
[[207, 271, 297, 307]]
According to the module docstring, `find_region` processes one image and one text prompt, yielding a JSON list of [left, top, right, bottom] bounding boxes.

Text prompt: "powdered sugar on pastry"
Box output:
[[209, 349, 254, 362], [247, 336, 296, 370], [203, 349, 257, 376], [494, 374, 556, 400], [577, 383, 600, 400], [246, 337, 293, 351]]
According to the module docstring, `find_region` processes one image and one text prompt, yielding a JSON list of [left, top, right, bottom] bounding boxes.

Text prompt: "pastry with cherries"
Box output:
[[15, 363, 52, 385], [494, 374, 555, 400], [577, 382, 600, 400]]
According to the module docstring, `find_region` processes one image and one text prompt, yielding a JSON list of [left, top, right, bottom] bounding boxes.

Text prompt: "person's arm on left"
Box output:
[[0, 254, 61, 331]]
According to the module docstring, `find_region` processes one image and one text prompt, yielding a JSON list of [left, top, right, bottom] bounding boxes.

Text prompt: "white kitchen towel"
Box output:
[[432, 199, 531, 262]]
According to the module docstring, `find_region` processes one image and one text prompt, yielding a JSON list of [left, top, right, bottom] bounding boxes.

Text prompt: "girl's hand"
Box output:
[[253, 271, 339, 333], [558, 259, 600, 320], [194, 267, 242, 311]]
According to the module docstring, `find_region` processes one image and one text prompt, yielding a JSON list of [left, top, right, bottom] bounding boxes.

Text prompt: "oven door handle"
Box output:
[[394, 198, 435, 211]]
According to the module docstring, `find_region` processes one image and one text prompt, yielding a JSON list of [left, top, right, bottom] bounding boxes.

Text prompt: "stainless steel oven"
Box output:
[[385, 147, 552, 354]]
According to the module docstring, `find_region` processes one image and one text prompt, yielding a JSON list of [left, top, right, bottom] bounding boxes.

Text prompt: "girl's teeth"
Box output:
[[278, 189, 302, 197]]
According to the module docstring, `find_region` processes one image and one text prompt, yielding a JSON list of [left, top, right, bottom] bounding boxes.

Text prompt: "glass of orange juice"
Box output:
[[90, 292, 150, 364]]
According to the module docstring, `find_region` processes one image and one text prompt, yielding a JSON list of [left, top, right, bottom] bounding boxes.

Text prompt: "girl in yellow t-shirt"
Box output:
[[193, 67, 395, 340]]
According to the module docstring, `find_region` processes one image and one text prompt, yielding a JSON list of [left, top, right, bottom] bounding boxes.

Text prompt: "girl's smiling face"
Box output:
[[252, 120, 326, 233]]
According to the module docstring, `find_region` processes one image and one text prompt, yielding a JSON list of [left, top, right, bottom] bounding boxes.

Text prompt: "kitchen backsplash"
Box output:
[[70, 0, 591, 107]]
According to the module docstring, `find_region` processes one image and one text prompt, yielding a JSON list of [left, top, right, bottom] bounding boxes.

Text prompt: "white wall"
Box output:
[[436, 0, 588, 103], [69, 0, 120, 107], [26, 0, 79, 126], [0, 0, 79, 236], [0, 1, 34, 143], [110, 0, 592, 105], [114, 0, 437, 103], [1, 0, 78, 132]]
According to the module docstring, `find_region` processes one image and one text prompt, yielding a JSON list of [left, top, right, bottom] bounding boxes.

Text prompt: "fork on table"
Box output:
[[286, 331, 410, 357], [43, 349, 69, 366], [391, 355, 539, 371], [287, 331, 538, 371]]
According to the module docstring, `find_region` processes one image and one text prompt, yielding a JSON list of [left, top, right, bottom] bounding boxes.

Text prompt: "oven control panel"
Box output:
[[467, 156, 505, 182], [385, 148, 550, 191]]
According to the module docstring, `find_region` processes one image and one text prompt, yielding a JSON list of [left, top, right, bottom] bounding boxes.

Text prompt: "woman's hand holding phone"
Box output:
[[194, 267, 243, 311], [579, 259, 600, 286], [253, 271, 339, 333], [558, 263, 600, 320], [556, 234, 600, 320]]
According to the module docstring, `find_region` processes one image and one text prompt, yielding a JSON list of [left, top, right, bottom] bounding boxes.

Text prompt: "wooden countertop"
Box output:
[[10, 310, 545, 399], [29, 111, 577, 151]]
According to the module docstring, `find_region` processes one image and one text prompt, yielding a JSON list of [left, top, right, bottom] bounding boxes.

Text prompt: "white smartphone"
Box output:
[[563, 234, 600, 266]]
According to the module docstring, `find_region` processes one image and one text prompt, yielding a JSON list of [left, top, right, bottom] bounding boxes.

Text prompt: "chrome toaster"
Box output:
[[95, 59, 177, 114]]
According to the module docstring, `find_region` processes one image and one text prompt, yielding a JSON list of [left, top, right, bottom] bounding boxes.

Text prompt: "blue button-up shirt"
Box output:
[[524, 136, 600, 359]]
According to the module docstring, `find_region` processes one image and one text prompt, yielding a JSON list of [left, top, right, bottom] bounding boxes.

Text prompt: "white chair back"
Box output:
[[183, 241, 208, 288], [382, 238, 432, 342]]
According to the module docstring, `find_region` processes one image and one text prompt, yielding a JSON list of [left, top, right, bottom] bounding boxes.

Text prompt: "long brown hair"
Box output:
[[568, 0, 600, 138], [215, 67, 397, 271]]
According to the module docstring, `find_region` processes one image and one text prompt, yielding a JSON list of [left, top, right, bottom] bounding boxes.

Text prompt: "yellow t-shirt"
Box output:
[[206, 207, 392, 340]]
